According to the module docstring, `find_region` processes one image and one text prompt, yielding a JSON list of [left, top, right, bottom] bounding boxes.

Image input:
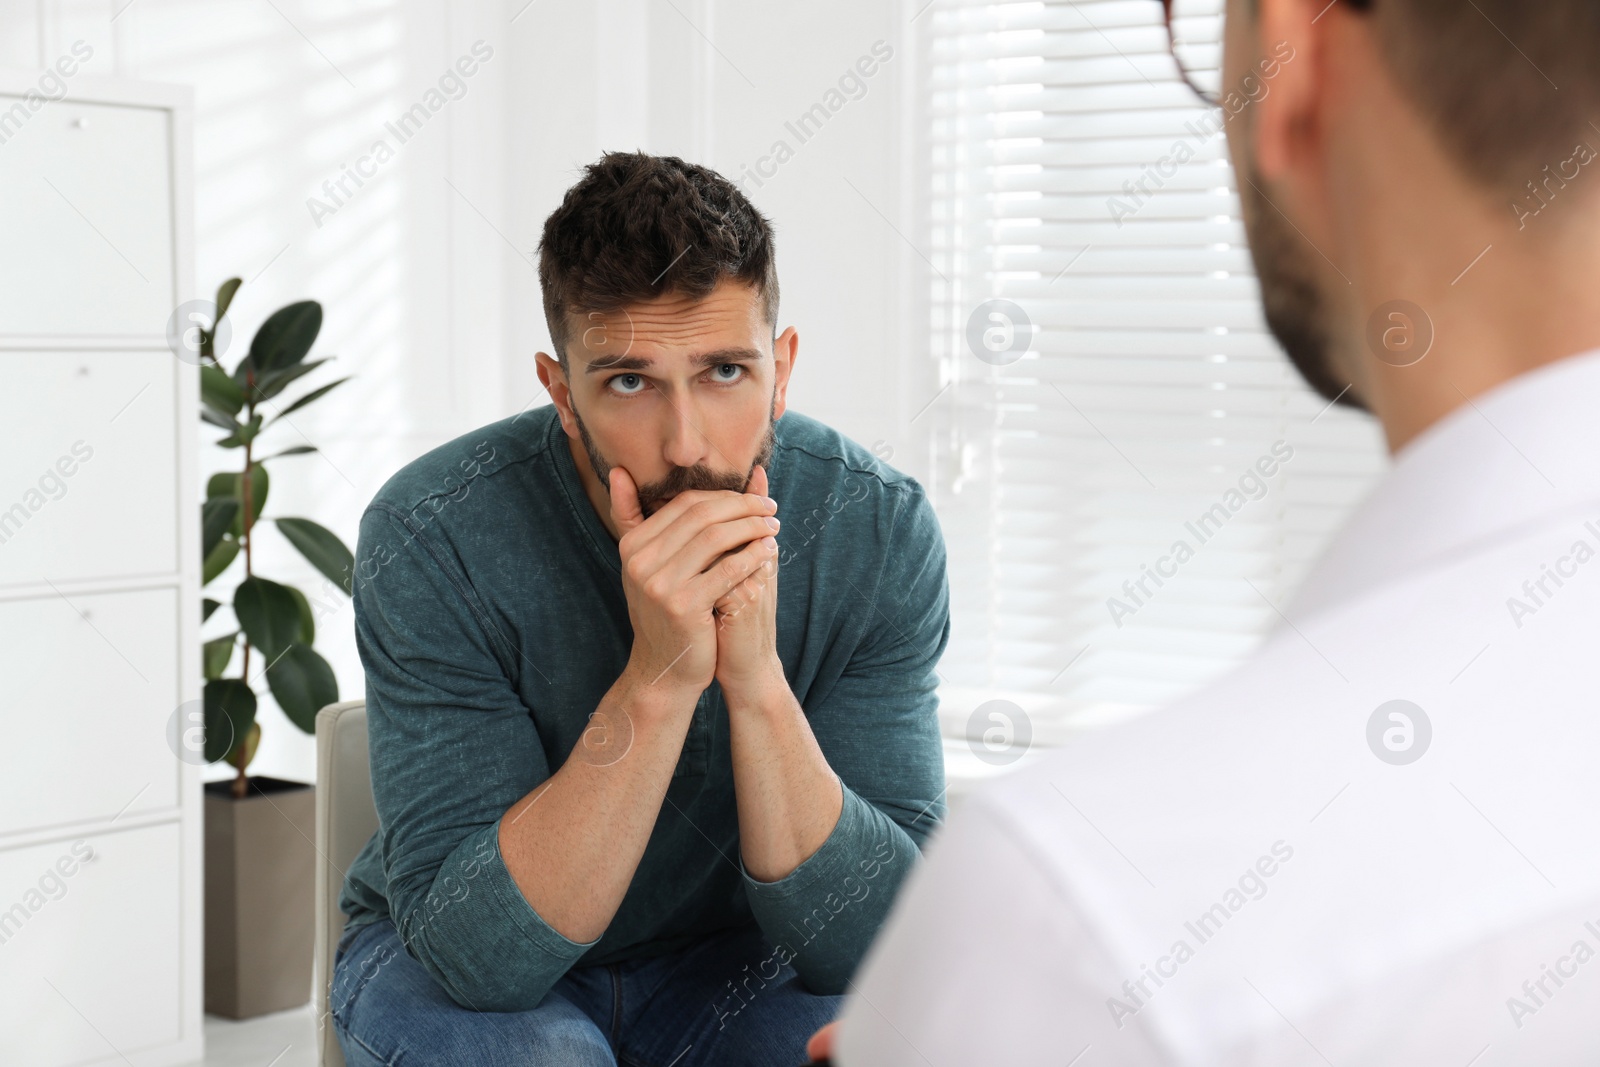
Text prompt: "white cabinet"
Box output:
[[0, 73, 200, 1066], [0, 587, 183, 835], [0, 97, 176, 337], [0, 822, 186, 1065], [0, 351, 180, 586]]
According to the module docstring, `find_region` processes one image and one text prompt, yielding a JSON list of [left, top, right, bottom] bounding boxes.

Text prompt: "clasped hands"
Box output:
[[610, 463, 783, 699]]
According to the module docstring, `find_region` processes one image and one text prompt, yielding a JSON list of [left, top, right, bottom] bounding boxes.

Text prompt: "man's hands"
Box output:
[[610, 464, 780, 695], [713, 465, 784, 694], [495, 465, 779, 949], [806, 1021, 839, 1063]]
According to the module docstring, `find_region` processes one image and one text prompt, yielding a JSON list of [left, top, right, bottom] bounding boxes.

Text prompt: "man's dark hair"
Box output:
[[537, 151, 780, 368], [1361, 0, 1600, 192]]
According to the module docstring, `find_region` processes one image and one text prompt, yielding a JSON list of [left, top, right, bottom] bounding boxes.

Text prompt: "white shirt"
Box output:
[[836, 350, 1600, 1066]]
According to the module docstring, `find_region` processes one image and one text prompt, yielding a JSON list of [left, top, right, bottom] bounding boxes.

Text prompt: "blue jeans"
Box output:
[[331, 917, 841, 1066]]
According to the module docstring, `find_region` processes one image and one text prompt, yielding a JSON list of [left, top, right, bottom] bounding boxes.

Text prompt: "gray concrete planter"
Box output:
[[204, 776, 315, 1019]]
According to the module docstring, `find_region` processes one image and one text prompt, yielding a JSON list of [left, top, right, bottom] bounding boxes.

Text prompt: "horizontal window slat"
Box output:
[[921, 0, 1384, 740]]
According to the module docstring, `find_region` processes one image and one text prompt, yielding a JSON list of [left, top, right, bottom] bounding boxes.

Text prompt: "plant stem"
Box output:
[[232, 386, 256, 801]]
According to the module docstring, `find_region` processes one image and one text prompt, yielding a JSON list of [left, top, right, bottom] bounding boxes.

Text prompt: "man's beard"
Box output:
[[1239, 160, 1364, 411], [573, 395, 778, 518]]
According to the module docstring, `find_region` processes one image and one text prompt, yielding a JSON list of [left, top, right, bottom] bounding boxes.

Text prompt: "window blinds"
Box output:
[[919, 0, 1388, 765]]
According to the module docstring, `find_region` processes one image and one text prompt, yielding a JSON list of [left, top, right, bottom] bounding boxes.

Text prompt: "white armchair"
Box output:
[[313, 700, 377, 1067]]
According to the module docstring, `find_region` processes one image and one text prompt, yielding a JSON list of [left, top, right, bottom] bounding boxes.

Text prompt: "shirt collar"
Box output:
[[1285, 347, 1600, 621]]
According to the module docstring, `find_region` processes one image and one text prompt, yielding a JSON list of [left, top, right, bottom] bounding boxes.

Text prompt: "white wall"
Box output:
[[4, 0, 919, 786]]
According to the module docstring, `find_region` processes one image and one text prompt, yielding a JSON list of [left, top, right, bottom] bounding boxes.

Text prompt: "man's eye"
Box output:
[[609, 373, 646, 395], [711, 363, 744, 383]]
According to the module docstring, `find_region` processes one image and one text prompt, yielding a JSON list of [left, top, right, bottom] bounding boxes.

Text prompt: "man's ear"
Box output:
[[772, 326, 798, 421], [1248, 0, 1326, 184], [534, 350, 579, 437]]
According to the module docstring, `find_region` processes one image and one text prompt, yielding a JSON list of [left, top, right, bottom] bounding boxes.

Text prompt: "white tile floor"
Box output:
[[182, 1005, 321, 1067]]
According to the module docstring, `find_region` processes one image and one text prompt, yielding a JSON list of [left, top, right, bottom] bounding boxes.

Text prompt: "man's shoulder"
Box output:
[[980, 505, 1600, 832], [364, 407, 557, 523], [773, 409, 927, 514], [771, 411, 947, 573], [948, 521, 1600, 1050]]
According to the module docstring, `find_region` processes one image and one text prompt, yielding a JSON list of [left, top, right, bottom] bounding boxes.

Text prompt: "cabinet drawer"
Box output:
[[0, 350, 179, 588], [0, 821, 184, 1064], [0, 587, 182, 835], [0, 97, 175, 337]]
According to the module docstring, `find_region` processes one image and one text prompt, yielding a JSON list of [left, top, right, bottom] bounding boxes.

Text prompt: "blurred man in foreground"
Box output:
[[813, 0, 1600, 1062]]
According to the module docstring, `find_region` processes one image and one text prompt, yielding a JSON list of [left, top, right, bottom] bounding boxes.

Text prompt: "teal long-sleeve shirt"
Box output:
[[337, 404, 951, 1013]]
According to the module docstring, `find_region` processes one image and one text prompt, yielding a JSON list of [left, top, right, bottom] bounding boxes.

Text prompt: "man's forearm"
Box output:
[[497, 664, 700, 944], [724, 659, 844, 882]]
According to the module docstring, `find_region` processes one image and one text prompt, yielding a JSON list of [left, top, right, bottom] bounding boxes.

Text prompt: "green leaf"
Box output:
[[202, 537, 239, 585], [202, 597, 222, 622], [286, 584, 315, 645], [276, 518, 354, 594], [248, 357, 332, 404], [257, 445, 318, 461], [214, 277, 242, 323], [201, 362, 245, 417], [216, 413, 264, 448], [227, 720, 261, 773], [233, 576, 303, 662], [269, 376, 350, 424], [203, 678, 257, 763], [206, 472, 233, 500], [265, 642, 338, 733], [243, 301, 322, 379], [201, 498, 239, 558], [203, 633, 237, 680], [208, 465, 268, 537], [201, 406, 240, 433]]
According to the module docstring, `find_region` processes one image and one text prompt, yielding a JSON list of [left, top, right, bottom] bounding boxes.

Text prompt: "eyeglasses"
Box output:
[[1158, 0, 1225, 107], [1159, 0, 1373, 108]]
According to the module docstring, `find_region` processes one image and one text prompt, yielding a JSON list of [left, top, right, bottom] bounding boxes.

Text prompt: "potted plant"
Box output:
[[194, 277, 354, 1018]]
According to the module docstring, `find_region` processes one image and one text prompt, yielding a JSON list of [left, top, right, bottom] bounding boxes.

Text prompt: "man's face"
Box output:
[[1222, 0, 1353, 407], [551, 279, 794, 519]]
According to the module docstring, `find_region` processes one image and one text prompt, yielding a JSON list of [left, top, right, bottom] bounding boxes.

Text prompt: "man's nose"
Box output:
[[662, 398, 712, 470]]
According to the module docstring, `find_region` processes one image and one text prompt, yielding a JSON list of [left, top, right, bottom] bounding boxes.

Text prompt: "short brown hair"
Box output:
[[537, 151, 780, 367], [1365, 0, 1600, 192]]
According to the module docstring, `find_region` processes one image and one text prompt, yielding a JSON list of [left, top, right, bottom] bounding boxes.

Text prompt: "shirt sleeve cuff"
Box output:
[[739, 776, 873, 902], [479, 816, 604, 960]]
